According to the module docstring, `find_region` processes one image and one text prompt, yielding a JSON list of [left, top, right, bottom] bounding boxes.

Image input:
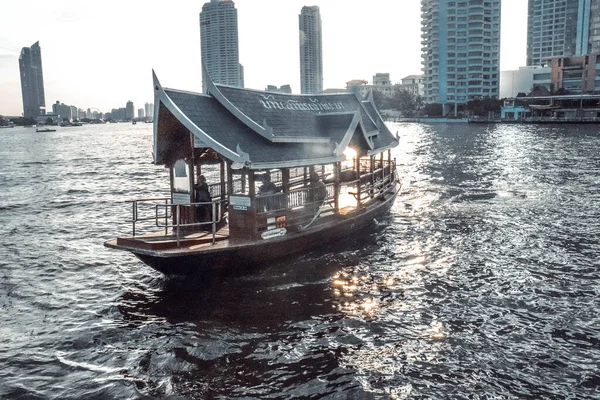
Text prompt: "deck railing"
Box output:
[[127, 162, 397, 242], [156, 200, 226, 246], [129, 197, 225, 246], [255, 182, 334, 213]]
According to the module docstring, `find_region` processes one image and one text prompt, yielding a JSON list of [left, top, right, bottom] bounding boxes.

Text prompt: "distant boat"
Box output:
[[132, 120, 137, 124], [36, 127, 56, 132]]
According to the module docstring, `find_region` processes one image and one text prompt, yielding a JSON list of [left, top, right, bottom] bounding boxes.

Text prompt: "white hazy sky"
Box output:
[[0, 0, 527, 116]]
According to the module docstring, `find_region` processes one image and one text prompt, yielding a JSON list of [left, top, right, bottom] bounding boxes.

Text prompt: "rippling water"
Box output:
[[1, 122, 599, 399]]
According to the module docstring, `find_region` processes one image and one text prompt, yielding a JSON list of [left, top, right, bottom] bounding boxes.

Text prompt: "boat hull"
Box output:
[[125, 184, 399, 276]]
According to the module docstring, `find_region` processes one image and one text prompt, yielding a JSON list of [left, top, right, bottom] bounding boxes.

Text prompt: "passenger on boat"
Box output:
[[194, 175, 212, 228], [309, 171, 327, 210], [259, 174, 278, 195], [259, 173, 280, 211]]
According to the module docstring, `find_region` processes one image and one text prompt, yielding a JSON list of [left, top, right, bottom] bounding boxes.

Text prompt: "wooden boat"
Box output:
[[104, 71, 401, 275], [36, 127, 56, 132]]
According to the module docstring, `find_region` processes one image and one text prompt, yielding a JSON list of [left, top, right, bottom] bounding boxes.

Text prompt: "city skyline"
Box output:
[[0, 0, 526, 116]]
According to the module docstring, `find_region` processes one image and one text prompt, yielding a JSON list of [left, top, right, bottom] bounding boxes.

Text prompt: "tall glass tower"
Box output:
[[299, 6, 323, 94], [200, 0, 243, 92], [421, 0, 501, 108], [19, 41, 46, 119], [527, 0, 600, 65]]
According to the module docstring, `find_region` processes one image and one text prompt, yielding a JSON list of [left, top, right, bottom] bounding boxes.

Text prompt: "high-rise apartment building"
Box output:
[[144, 102, 154, 119], [421, 0, 501, 107], [527, 0, 600, 66], [299, 6, 323, 94], [200, 0, 243, 92], [126, 101, 134, 120], [19, 41, 46, 119], [52, 101, 71, 121]]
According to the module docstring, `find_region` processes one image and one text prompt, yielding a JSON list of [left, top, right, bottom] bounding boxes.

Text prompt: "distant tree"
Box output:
[[376, 87, 424, 117], [9, 117, 36, 126], [530, 85, 552, 96], [46, 117, 55, 125], [465, 98, 502, 117], [422, 103, 443, 117], [372, 90, 390, 110]]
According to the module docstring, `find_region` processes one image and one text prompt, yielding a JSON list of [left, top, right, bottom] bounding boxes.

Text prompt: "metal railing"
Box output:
[[255, 183, 334, 213], [155, 200, 226, 246], [129, 197, 225, 246], [130, 197, 171, 237]]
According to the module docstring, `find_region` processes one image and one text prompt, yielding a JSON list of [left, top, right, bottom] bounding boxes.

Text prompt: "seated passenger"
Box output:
[[259, 173, 280, 211], [309, 171, 327, 204], [259, 174, 278, 195]]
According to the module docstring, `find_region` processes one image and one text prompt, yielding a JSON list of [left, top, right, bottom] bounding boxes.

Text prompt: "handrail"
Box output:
[[130, 197, 171, 236], [129, 197, 225, 246], [155, 199, 226, 246]]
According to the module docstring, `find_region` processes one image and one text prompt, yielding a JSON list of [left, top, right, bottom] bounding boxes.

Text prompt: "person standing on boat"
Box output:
[[194, 175, 212, 227]]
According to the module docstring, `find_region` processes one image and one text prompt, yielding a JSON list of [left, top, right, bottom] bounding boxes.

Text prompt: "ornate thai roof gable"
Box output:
[[203, 63, 274, 141], [152, 70, 250, 166]]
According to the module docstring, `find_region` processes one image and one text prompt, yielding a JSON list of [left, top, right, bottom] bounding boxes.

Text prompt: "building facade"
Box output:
[[527, 0, 600, 66], [200, 0, 243, 92], [19, 41, 46, 119], [52, 101, 72, 121], [144, 102, 154, 119], [125, 101, 134, 120], [500, 66, 552, 98], [266, 85, 292, 93], [299, 6, 323, 94], [400, 75, 424, 97], [421, 0, 501, 108], [549, 53, 600, 93]]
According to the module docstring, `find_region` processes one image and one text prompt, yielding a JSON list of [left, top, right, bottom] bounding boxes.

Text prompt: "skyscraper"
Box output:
[[200, 0, 243, 92], [126, 101, 134, 120], [527, 0, 600, 66], [145, 102, 154, 119], [421, 0, 501, 109], [19, 41, 46, 119], [299, 6, 323, 94]]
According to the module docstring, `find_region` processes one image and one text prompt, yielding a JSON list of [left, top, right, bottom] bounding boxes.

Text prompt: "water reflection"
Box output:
[[3, 124, 600, 399]]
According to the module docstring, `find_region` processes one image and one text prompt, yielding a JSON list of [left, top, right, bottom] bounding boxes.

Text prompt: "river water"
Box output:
[[0, 122, 599, 399]]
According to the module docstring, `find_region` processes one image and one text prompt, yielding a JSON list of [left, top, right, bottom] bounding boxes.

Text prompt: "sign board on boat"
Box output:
[[230, 196, 251, 211], [261, 227, 287, 240], [172, 192, 190, 205]]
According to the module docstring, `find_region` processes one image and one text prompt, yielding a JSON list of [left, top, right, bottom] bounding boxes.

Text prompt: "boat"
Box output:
[[104, 70, 401, 275], [36, 127, 56, 132]]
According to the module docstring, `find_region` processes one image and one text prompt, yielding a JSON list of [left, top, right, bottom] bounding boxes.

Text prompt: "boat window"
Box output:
[[172, 159, 190, 192]]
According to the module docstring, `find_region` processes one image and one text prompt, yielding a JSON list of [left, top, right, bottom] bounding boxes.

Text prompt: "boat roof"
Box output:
[[152, 70, 398, 169]]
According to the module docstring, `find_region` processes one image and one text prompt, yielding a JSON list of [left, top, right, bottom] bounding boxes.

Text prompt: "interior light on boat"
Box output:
[[343, 147, 357, 160]]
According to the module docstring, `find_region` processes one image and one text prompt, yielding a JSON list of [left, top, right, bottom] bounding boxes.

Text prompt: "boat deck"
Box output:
[[113, 225, 230, 251]]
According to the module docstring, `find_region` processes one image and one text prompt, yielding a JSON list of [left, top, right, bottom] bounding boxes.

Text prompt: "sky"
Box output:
[[0, 0, 527, 116]]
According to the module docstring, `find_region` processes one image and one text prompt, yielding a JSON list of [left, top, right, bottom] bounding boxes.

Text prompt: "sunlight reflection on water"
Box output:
[[1, 123, 600, 399]]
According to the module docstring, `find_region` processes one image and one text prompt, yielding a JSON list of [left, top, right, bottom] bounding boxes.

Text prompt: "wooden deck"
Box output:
[[114, 225, 230, 251]]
